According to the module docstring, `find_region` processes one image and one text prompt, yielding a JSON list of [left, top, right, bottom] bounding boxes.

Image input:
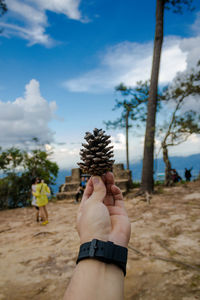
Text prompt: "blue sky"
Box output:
[[0, 0, 200, 169]]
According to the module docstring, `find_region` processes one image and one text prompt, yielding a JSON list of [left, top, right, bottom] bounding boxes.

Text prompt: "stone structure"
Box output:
[[57, 168, 81, 200], [56, 163, 133, 201]]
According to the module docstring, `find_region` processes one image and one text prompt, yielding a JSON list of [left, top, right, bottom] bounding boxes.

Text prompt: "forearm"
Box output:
[[64, 259, 124, 300]]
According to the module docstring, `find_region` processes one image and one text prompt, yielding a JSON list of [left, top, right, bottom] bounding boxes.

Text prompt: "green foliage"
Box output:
[[0, 147, 24, 172], [0, 177, 9, 209], [0, 173, 31, 209], [132, 181, 141, 188], [104, 81, 154, 170], [23, 149, 59, 186], [0, 146, 59, 209], [160, 60, 200, 147], [105, 80, 163, 130], [105, 81, 150, 129], [159, 61, 200, 184], [164, 0, 194, 13]]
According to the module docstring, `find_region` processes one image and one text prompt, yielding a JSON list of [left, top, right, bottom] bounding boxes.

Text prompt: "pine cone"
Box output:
[[78, 128, 115, 176]]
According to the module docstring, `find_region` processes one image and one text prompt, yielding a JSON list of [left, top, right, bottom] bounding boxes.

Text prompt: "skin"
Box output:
[[39, 205, 48, 223], [64, 172, 131, 300]]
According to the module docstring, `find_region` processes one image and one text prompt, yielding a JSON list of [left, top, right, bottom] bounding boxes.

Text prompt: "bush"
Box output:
[[0, 174, 31, 209], [0, 177, 10, 209], [0, 146, 59, 209]]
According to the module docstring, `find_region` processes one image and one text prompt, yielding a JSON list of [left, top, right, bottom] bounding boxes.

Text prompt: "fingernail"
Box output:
[[93, 177, 99, 185]]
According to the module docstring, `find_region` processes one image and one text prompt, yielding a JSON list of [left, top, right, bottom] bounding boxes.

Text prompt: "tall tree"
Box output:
[[159, 62, 200, 185], [141, 0, 194, 193], [105, 81, 149, 170]]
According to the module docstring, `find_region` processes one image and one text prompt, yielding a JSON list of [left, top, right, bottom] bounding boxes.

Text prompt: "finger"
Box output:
[[81, 177, 93, 204], [104, 172, 115, 185], [107, 205, 127, 216], [103, 193, 114, 206], [79, 178, 93, 213], [111, 184, 124, 208], [89, 176, 106, 202], [103, 172, 115, 206], [101, 174, 106, 184]]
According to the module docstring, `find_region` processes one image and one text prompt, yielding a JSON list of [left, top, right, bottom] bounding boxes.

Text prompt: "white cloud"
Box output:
[[44, 128, 200, 169], [108, 131, 200, 166], [179, 36, 200, 67], [160, 38, 187, 82], [0, 0, 82, 46], [111, 133, 126, 151], [180, 94, 200, 114], [168, 134, 200, 157], [51, 129, 199, 170], [52, 132, 127, 169], [34, 0, 81, 20], [50, 144, 80, 169], [162, 59, 200, 115], [63, 7, 200, 95], [63, 36, 190, 93], [0, 79, 57, 147]]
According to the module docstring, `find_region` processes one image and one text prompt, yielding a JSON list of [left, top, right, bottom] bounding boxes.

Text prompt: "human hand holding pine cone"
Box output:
[[77, 172, 131, 248]]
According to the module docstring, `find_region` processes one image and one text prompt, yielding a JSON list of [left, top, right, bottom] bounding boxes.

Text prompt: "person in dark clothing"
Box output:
[[75, 177, 86, 203], [171, 169, 182, 183], [185, 168, 193, 181]]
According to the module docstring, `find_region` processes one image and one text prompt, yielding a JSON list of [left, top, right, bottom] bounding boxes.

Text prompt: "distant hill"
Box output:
[[53, 153, 200, 193]]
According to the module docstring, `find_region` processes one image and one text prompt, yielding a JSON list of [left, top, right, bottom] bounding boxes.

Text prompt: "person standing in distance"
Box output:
[[33, 178, 50, 225], [31, 177, 40, 222]]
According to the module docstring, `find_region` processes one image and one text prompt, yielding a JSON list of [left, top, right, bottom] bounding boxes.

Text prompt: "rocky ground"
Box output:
[[0, 180, 200, 300]]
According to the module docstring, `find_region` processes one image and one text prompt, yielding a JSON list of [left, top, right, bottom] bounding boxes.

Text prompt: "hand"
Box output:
[[77, 172, 131, 248]]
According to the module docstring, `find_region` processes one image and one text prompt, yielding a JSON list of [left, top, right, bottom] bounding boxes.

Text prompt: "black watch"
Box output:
[[76, 239, 128, 276]]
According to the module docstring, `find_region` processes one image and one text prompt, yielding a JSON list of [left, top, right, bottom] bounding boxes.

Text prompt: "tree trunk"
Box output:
[[141, 0, 164, 193], [162, 143, 172, 186], [125, 110, 130, 170]]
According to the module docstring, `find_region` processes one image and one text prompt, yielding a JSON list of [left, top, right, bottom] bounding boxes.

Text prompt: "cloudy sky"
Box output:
[[0, 0, 200, 169]]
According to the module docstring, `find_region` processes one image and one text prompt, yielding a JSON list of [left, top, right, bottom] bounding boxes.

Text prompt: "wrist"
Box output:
[[65, 257, 124, 300], [77, 258, 124, 276], [76, 239, 128, 276]]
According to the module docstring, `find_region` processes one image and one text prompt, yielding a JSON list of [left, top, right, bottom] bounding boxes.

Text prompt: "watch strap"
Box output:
[[76, 239, 128, 276]]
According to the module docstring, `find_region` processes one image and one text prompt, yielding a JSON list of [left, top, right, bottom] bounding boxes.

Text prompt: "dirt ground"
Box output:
[[0, 180, 200, 300]]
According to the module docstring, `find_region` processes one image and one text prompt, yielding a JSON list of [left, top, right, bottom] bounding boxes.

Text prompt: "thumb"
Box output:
[[90, 176, 106, 202]]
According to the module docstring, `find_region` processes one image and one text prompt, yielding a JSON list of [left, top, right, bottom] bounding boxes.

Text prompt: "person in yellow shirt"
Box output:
[[34, 179, 50, 225]]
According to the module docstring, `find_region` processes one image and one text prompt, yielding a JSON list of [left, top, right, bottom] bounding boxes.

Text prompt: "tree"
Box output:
[[159, 62, 200, 185], [0, 147, 23, 173], [104, 81, 149, 170], [0, 147, 28, 208], [23, 149, 59, 186], [141, 0, 194, 193], [0, 145, 59, 209]]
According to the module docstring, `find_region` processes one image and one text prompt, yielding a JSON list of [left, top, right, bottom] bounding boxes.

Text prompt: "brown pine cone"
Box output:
[[77, 128, 115, 175]]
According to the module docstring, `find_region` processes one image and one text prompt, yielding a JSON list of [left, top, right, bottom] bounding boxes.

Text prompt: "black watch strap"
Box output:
[[76, 239, 128, 276]]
